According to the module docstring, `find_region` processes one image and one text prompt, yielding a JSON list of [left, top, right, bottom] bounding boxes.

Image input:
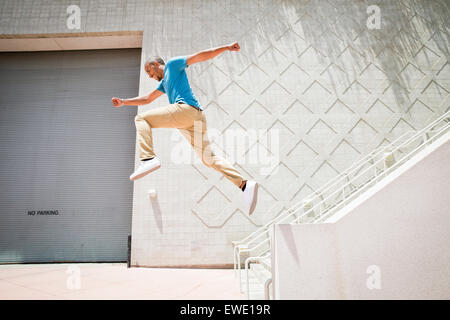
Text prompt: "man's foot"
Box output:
[[242, 180, 258, 215], [129, 157, 161, 181]]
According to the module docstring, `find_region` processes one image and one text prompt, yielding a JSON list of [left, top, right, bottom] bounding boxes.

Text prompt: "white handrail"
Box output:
[[238, 111, 450, 299], [233, 129, 419, 274], [234, 143, 390, 245], [237, 112, 448, 249], [234, 129, 416, 245], [290, 113, 450, 224], [244, 253, 270, 297], [311, 123, 449, 223], [264, 278, 272, 300]]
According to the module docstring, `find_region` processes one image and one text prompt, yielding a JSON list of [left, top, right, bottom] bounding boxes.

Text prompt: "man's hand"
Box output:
[[228, 42, 240, 51], [112, 97, 124, 108]]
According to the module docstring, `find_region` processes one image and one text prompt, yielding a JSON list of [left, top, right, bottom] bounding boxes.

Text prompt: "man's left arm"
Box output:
[[187, 42, 240, 66]]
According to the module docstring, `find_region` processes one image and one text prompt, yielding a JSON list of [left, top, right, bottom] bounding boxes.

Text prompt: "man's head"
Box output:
[[145, 56, 165, 81]]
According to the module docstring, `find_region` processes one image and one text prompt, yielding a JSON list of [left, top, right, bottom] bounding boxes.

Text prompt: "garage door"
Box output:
[[0, 49, 141, 263]]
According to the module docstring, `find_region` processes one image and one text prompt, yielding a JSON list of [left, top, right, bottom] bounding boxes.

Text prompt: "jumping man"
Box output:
[[111, 42, 258, 215]]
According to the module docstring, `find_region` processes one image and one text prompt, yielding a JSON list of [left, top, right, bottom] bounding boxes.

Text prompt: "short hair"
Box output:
[[145, 56, 165, 66]]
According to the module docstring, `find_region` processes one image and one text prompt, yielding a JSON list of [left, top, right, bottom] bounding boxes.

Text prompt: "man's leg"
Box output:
[[177, 106, 258, 214], [131, 103, 191, 181], [135, 104, 181, 160], [178, 112, 247, 189]]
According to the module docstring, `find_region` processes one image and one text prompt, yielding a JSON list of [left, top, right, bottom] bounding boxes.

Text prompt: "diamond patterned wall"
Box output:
[[132, 0, 449, 266], [2, 0, 448, 266]]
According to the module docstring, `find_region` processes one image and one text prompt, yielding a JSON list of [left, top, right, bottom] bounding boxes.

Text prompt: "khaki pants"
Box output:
[[134, 103, 246, 189]]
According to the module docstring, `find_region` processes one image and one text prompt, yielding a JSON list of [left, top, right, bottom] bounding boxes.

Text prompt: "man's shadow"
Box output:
[[150, 194, 163, 233]]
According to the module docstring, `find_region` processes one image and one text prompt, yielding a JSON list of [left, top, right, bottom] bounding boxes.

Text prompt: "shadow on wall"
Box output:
[[279, 0, 450, 112], [173, 0, 449, 116]]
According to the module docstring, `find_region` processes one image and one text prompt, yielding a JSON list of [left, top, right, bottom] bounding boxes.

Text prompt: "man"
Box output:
[[111, 42, 258, 215]]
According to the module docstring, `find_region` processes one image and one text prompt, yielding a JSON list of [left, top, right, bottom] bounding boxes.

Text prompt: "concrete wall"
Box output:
[[272, 131, 450, 299], [1, 0, 449, 266]]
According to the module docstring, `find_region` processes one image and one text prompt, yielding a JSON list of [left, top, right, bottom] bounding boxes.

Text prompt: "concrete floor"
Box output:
[[0, 263, 246, 300]]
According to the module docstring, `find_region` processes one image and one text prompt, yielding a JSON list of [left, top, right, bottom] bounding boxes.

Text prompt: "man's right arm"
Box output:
[[112, 89, 164, 107]]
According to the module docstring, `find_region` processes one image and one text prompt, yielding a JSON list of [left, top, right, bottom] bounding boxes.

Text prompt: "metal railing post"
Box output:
[[238, 251, 242, 293], [264, 278, 272, 300], [233, 246, 237, 277]]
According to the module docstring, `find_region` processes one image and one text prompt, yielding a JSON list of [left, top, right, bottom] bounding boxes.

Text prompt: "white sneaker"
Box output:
[[243, 180, 258, 215], [129, 157, 161, 181]]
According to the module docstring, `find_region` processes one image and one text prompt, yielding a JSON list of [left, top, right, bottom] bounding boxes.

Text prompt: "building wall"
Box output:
[[272, 131, 450, 299], [1, 0, 449, 266]]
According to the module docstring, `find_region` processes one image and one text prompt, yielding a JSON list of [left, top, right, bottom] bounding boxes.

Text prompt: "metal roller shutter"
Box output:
[[0, 49, 141, 263]]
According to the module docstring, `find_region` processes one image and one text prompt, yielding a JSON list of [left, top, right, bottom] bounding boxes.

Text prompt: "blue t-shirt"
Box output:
[[156, 56, 203, 111]]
